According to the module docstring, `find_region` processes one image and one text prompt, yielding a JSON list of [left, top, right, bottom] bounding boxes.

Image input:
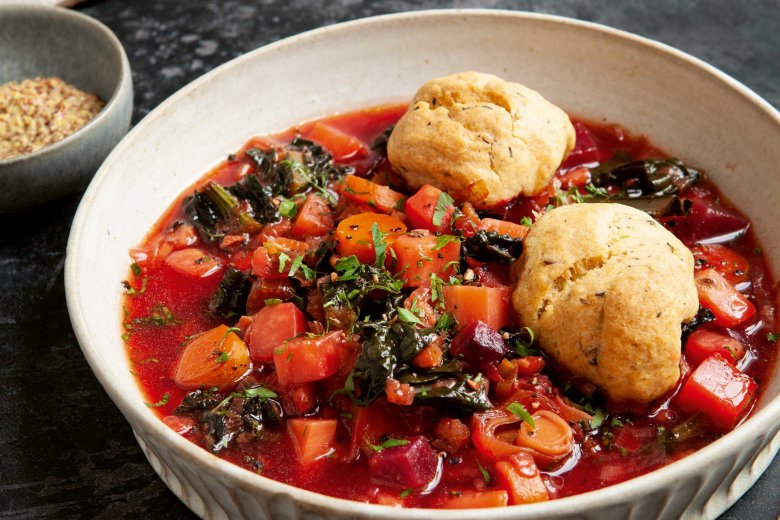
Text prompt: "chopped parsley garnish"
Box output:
[[767, 332, 779, 342], [433, 234, 459, 251], [432, 191, 455, 226], [397, 306, 423, 325], [216, 351, 230, 363], [477, 460, 491, 485], [507, 402, 535, 428], [590, 407, 605, 429], [399, 489, 413, 498], [369, 438, 410, 452], [278, 197, 298, 219], [434, 312, 456, 331], [520, 216, 533, 227], [371, 223, 387, 267], [264, 298, 283, 306], [130, 262, 142, 277], [145, 392, 170, 408]]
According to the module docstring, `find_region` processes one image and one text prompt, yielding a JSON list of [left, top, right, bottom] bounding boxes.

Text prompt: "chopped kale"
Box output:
[[586, 194, 692, 218], [591, 157, 701, 197], [352, 321, 438, 404], [228, 173, 279, 223], [183, 181, 266, 244], [371, 124, 395, 152], [210, 267, 251, 321], [681, 306, 716, 340], [463, 230, 524, 264]]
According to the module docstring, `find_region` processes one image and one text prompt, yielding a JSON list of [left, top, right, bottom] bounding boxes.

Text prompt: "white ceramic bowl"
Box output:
[[66, 10, 780, 520]]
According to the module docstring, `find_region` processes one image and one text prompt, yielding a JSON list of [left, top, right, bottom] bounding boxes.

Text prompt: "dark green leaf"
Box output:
[[463, 230, 523, 264]]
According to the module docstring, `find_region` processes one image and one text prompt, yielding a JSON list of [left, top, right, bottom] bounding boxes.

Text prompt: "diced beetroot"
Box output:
[[664, 197, 749, 245], [560, 122, 600, 168], [451, 321, 508, 381], [369, 435, 441, 490]]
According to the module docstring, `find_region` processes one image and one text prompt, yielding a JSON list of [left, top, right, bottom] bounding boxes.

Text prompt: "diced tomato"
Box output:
[[560, 122, 600, 168], [251, 237, 308, 280], [452, 202, 480, 238], [287, 418, 338, 463], [442, 284, 513, 330], [691, 244, 750, 286], [173, 325, 251, 390], [479, 218, 529, 240], [558, 166, 591, 189], [440, 490, 509, 509], [335, 212, 406, 264], [385, 378, 415, 406], [675, 354, 757, 430], [685, 329, 745, 366], [404, 285, 437, 327], [695, 269, 756, 327], [273, 331, 351, 386], [164, 247, 222, 278], [342, 175, 405, 214], [391, 231, 460, 287], [412, 339, 444, 369], [494, 453, 549, 505], [290, 194, 333, 239], [245, 278, 296, 314], [433, 417, 470, 453], [347, 403, 403, 460], [304, 121, 368, 162], [405, 184, 455, 233], [246, 302, 308, 363]]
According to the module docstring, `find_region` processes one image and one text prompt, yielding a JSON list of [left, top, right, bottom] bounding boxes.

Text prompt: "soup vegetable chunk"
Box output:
[[123, 73, 777, 508]]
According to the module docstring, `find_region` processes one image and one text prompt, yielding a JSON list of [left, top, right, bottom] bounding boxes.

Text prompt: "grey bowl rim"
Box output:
[[0, 4, 132, 166], [65, 8, 780, 518]]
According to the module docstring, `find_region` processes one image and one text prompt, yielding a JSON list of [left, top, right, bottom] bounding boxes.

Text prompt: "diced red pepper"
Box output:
[[405, 184, 455, 233], [685, 329, 745, 366], [695, 269, 756, 327], [246, 302, 307, 363], [675, 354, 757, 430]]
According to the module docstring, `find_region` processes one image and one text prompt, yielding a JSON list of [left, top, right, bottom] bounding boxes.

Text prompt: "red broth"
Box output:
[[122, 104, 778, 507]]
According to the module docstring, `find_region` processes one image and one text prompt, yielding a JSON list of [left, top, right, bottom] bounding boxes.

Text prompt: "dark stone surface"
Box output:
[[0, 0, 777, 518]]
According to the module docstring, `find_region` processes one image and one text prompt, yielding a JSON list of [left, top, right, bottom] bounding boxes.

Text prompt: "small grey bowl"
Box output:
[[0, 4, 132, 213]]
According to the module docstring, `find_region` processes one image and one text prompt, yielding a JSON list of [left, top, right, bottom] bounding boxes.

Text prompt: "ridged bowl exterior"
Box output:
[[66, 10, 780, 520]]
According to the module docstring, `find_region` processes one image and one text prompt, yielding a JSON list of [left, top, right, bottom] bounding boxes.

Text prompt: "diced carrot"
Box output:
[[494, 453, 549, 505], [335, 212, 406, 264], [479, 218, 529, 240], [304, 121, 368, 161], [343, 175, 405, 214], [442, 284, 513, 330], [273, 331, 351, 385], [251, 237, 308, 280], [173, 325, 251, 390], [246, 302, 308, 363], [385, 378, 415, 406], [440, 490, 509, 509], [287, 418, 338, 463], [164, 247, 222, 278], [290, 194, 333, 239], [391, 231, 460, 287]]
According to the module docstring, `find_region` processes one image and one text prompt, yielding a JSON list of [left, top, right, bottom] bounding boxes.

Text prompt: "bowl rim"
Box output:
[[66, 8, 780, 518], [0, 4, 131, 166]]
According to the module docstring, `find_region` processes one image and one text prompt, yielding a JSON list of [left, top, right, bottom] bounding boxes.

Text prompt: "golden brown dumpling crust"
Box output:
[[387, 71, 575, 209], [512, 203, 698, 404]]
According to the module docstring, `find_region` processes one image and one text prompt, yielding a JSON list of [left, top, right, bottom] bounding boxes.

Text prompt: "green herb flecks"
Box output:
[[369, 438, 410, 452], [145, 392, 170, 408], [507, 402, 535, 429]]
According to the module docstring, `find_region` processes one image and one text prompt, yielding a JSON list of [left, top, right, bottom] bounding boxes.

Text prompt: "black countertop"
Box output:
[[1, 1, 778, 518]]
